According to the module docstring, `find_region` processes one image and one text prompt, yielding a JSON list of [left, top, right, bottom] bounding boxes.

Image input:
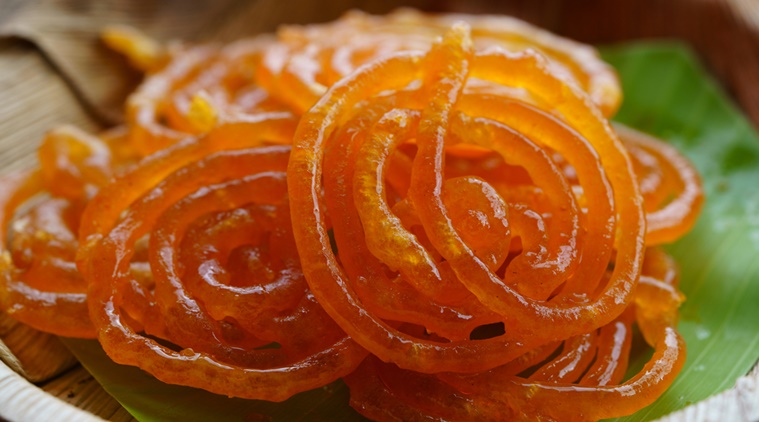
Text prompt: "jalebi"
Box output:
[[0, 9, 703, 419], [261, 9, 621, 116]]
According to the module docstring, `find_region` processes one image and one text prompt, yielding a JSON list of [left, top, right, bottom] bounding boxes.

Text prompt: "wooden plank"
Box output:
[[41, 366, 136, 422]]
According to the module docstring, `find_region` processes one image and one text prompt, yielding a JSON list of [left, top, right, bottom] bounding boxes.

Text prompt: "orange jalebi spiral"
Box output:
[[289, 24, 643, 373], [0, 9, 704, 418], [260, 8, 621, 116], [0, 29, 295, 338], [345, 249, 685, 421], [288, 23, 701, 419], [75, 142, 366, 400], [0, 126, 132, 338], [103, 30, 290, 156], [0, 32, 293, 340], [618, 123, 704, 245]]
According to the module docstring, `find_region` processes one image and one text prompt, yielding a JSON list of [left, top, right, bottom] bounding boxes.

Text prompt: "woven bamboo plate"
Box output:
[[1, 0, 758, 420]]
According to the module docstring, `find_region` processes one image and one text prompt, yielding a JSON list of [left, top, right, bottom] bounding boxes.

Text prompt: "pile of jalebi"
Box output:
[[0, 9, 703, 420]]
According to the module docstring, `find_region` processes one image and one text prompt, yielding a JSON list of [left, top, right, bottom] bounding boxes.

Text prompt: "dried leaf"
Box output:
[[0, 40, 98, 173]]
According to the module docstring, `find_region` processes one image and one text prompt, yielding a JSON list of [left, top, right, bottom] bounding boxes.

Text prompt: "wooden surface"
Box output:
[[0, 0, 757, 421], [40, 366, 134, 422]]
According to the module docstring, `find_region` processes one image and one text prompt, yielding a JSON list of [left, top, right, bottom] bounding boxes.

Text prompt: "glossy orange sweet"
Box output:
[[261, 9, 621, 116], [0, 9, 703, 418], [288, 21, 700, 420]]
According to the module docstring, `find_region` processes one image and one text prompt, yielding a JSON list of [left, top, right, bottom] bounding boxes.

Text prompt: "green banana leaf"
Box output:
[[62, 41, 759, 421], [602, 42, 759, 421]]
